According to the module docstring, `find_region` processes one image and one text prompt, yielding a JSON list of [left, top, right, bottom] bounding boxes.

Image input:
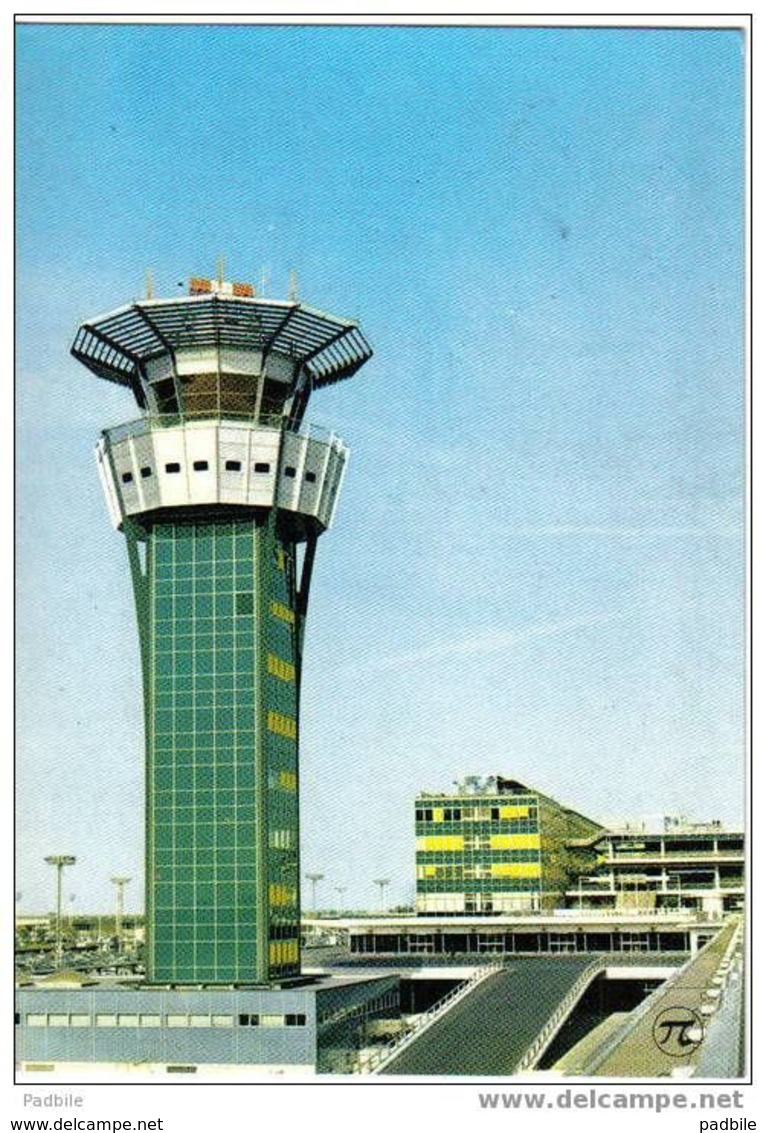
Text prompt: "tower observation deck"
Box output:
[[72, 276, 372, 986]]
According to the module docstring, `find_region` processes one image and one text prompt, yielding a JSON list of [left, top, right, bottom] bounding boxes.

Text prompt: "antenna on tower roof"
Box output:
[[217, 256, 225, 286], [146, 270, 155, 300], [288, 270, 299, 303], [260, 266, 270, 297]]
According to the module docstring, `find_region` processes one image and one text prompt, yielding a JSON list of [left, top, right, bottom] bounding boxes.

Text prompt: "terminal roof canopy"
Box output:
[[71, 294, 373, 393]]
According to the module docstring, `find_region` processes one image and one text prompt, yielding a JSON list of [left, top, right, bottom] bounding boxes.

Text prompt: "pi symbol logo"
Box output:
[[652, 1006, 705, 1056]]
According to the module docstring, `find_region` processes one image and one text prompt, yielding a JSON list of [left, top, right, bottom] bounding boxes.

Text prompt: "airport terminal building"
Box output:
[[415, 776, 603, 915], [566, 819, 744, 918]]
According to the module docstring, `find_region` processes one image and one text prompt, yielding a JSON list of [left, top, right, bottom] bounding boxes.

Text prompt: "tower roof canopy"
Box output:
[[72, 294, 373, 393]]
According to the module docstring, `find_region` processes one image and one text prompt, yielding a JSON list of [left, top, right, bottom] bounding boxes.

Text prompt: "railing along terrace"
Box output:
[[611, 850, 743, 860], [549, 908, 700, 919], [513, 959, 605, 1074]]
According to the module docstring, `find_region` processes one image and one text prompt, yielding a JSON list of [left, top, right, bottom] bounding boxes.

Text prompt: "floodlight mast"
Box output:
[[72, 274, 372, 987], [373, 878, 390, 913], [305, 872, 324, 913], [44, 855, 76, 969], [110, 876, 132, 950]]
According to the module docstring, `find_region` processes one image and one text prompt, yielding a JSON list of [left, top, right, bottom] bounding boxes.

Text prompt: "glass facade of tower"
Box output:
[[73, 280, 372, 989], [138, 515, 300, 984]]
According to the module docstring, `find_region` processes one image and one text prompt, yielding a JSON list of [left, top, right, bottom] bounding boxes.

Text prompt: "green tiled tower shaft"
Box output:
[[128, 514, 301, 984], [72, 277, 372, 987]]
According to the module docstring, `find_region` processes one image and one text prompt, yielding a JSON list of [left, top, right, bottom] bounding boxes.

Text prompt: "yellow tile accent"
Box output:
[[432, 807, 444, 822], [275, 548, 286, 571], [267, 710, 297, 740], [500, 805, 530, 819], [268, 883, 294, 906], [269, 600, 295, 625], [279, 770, 297, 792], [267, 653, 296, 682], [491, 862, 541, 879], [490, 833, 541, 850], [417, 835, 464, 852], [269, 940, 298, 966]]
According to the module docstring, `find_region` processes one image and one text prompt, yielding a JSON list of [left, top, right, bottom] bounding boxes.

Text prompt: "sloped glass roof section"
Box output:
[[71, 295, 373, 395]]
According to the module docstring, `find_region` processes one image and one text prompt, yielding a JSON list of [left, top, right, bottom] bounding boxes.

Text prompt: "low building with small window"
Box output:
[[15, 973, 399, 1077]]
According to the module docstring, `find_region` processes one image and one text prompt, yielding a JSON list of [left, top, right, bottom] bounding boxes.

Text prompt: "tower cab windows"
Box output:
[[148, 371, 295, 423], [150, 377, 179, 414]]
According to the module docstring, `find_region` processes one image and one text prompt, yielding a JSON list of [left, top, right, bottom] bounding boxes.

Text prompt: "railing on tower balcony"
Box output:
[[103, 413, 340, 446]]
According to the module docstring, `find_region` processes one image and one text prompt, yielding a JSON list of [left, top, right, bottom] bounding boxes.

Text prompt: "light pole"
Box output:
[[373, 878, 390, 913], [44, 855, 76, 968], [110, 876, 132, 952], [335, 885, 347, 914], [305, 872, 324, 914]]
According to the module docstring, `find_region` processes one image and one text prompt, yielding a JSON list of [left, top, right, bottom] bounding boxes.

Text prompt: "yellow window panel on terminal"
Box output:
[[416, 835, 464, 852], [490, 862, 542, 878], [432, 807, 444, 822], [490, 833, 540, 850], [500, 805, 530, 820], [279, 770, 297, 791]]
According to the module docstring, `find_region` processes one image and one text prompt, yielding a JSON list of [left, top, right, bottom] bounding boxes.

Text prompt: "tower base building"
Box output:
[[15, 976, 400, 1077]]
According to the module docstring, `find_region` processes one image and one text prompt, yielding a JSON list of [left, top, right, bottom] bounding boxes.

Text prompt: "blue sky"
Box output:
[[16, 23, 745, 914]]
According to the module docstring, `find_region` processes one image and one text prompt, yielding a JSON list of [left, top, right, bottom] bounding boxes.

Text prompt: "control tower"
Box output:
[[72, 275, 372, 986]]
